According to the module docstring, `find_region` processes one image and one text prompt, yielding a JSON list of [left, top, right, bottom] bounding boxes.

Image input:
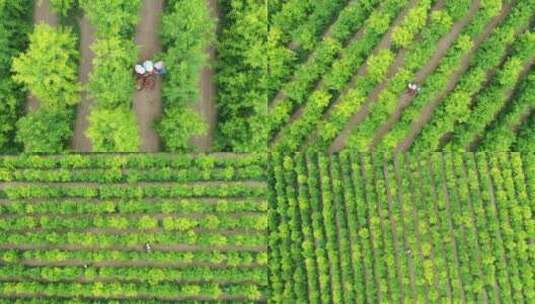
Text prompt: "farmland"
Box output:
[[268, 151, 534, 303], [0, 0, 267, 154], [268, 0, 534, 153], [0, 154, 268, 302]]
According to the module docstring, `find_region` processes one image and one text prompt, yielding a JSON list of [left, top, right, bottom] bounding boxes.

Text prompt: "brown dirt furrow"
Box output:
[[368, 0, 480, 151], [0, 244, 266, 253], [437, 154, 467, 303], [1, 276, 263, 286], [382, 159, 407, 300], [25, 0, 59, 112], [133, 0, 164, 152], [16, 259, 261, 269], [190, 0, 218, 152], [0, 293, 267, 303], [71, 16, 95, 152], [327, 0, 447, 153], [395, 1, 514, 152], [393, 156, 418, 300]]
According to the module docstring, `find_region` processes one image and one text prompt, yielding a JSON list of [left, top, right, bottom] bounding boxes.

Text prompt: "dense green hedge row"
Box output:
[[0, 153, 266, 169], [513, 112, 534, 151], [12, 24, 81, 152], [0, 154, 268, 302], [410, 0, 534, 151], [215, 0, 267, 152], [0, 1, 36, 152], [269, 0, 383, 138], [272, 0, 417, 151], [81, 0, 141, 152], [477, 70, 534, 151], [340, 0, 466, 150], [157, 0, 214, 152], [267, 0, 354, 99], [377, 0, 527, 152], [268, 152, 534, 303], [445, 32, 534, 150]]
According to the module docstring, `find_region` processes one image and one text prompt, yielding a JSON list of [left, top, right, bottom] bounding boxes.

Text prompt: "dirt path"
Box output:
[[395, 1, 513, 152], [189, 0, 218, 152], [71, 16, 95, 152], [25, 0, 59, 112], [132, 0, 164, 152]]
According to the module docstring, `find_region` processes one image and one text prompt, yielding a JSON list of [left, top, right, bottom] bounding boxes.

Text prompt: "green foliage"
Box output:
[[86, 109, 139, 152], [215, 0, 267, 152], [269, 152, 534, 303], [0, 1, 39, 150], [87, 38, 137, 109], [12, 24, 80, 109], [0, 154, 267, 301], [157, 108, 206, 152], [15, 108, 73, 153], [50, 0, 76, 16], [158, 0, 214, 151], [367, 49, 394, 82], [79, 0, 141, 37]]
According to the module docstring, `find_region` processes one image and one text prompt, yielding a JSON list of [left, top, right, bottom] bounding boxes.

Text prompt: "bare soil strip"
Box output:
[[395, 1, 514, 152], [71, 16, 95, 152], [190, 0, 218, 152], [26, 0, 59, 112], [133, 0, 164, 152]]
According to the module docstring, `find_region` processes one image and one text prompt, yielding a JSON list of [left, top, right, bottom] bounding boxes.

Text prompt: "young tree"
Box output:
[[12, 24, 80, 109]]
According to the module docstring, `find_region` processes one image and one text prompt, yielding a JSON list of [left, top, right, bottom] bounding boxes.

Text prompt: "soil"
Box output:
[[71, 16, 95, 152], [189, 0, 219, 153], [133, 0, 164, 152], [26, 0, 59, 112]]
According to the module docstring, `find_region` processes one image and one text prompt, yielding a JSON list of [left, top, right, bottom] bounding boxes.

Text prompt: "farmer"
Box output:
[[154, 61, 166, 75], [144, 243, 152, 252], [407, 82, 421, 95], [143, 60, 155, 75], [135, 64, 146, 90]]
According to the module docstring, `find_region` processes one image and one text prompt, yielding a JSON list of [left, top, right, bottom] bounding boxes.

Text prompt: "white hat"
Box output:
[[135, 64, 146, 75], [143, 60, 154, 73]]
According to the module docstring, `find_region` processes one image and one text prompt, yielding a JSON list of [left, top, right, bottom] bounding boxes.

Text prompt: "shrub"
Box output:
[[87, 38, 137, 109], [158, 108, 206, 152], [50, 0, 76, 16], [79, 0, 141, 37], [157, 0, 215, 151], [86, 109, 139, 152], [15, 109, 73, 152], [12, 24, 80, 109]]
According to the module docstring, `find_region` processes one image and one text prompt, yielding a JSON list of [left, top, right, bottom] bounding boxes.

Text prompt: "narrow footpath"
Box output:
[[190, 0, 218, 152], [71, 16, 95, 152], [133, 0, 164, 152], [26, 0, 58, 112]]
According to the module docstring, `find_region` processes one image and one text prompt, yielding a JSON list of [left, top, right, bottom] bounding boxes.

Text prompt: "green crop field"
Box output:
[[1, 0, 534, 302], [0, 154, 267, 302], [268, 152, 534, 303], [268, 0, 534, 153]]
